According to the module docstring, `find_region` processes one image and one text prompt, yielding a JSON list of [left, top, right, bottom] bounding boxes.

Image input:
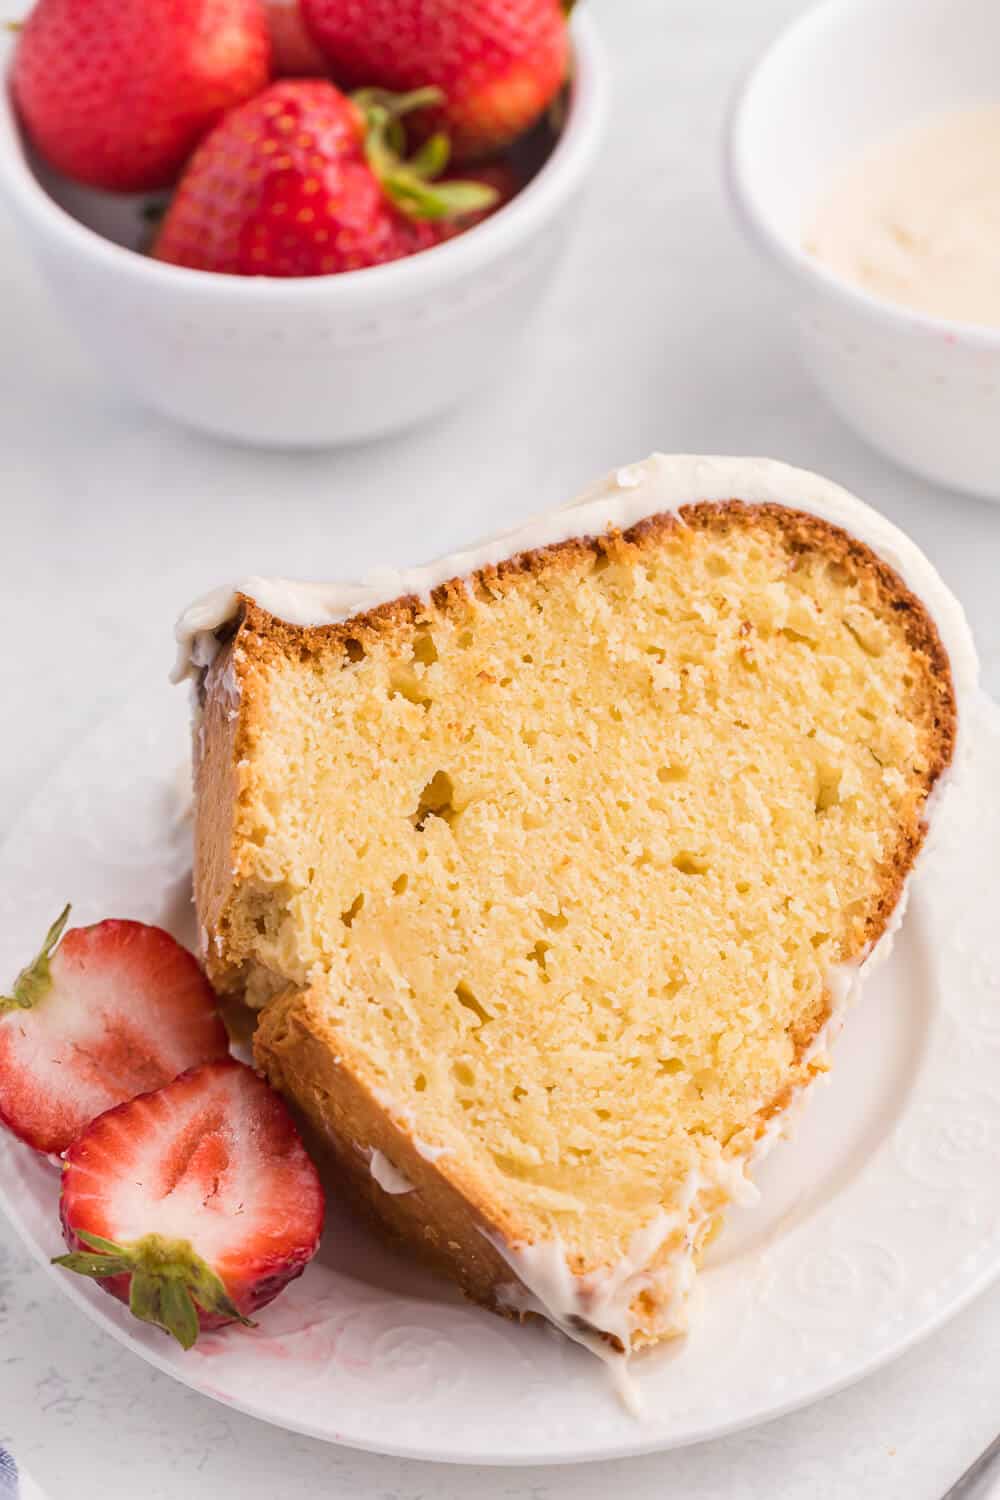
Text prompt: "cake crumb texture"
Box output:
[[195, 501, 954, 1343]]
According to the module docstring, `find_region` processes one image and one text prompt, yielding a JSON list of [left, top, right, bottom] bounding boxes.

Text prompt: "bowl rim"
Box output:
[[0, 10, 607, 305], [725, 0, 1000, 354]]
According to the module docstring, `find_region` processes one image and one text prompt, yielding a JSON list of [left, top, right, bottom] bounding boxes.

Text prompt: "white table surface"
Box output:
[[2, 0, 1000, 1495]]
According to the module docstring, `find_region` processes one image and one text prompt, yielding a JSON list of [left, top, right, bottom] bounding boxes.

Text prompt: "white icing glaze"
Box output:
[[173, 455, 979, 1397], [485, 1183, 700, 1418], [413, 1137, 450, 1163], [368, 1087, 452, 1165], [172, 455, 979, 718], [362, 1146, 416, 1196], [480, 950, 860, 1400], [217, 659, 241, 721], [489, 1194, 690, 1350]]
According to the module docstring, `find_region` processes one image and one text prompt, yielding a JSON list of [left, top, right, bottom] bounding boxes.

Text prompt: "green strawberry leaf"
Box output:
[[53, 1231, 135, 1280], [54, 1231, 255, 1349], [0, 905, 71, 1014], [353, 84, 498, 223], [423, 181, 499, 216], [51, 1251, 133, 1278], [184, 1256, 253, 1327], [407, 133, 451, 181], [76, 1230, 131, 1258], [353, 86, 444, 121], [160, 1279, 201, 1351], [129, 1270, 164, 1330], [382, 171, 498, 222]]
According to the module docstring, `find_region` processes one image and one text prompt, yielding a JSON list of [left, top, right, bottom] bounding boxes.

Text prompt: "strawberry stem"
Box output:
[[0, 904, 70, 1013], [353, 86, 499, 224], [406, 134, 451, 181], [53, 1230, 255, 1350], [353, 85, 444, 121]]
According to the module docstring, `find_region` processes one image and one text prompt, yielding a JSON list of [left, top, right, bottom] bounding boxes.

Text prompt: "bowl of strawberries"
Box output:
[[0, 0, 606, 447]]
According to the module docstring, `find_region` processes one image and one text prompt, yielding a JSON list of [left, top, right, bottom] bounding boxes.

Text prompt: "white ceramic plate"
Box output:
[[1, 678, 999, 1466]]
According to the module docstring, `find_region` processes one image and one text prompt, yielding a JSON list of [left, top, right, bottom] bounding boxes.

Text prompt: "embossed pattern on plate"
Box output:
[[1, 680, 999, 1465]]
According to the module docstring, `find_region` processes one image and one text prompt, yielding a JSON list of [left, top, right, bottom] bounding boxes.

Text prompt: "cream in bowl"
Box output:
[[727, 0, 1000, 501], [805, 103, 1000, 329]]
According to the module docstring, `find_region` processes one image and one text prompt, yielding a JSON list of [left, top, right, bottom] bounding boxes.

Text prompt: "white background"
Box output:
[[2, 0, 1000, 1495]]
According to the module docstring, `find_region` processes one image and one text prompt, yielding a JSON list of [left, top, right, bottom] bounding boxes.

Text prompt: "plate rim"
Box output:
[[3, 1173, 1000, 1468]]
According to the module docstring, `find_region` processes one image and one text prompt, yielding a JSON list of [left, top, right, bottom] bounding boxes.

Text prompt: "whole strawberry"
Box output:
[[302, 0, 570, 163], [12, 0, 271, 193], [153, 80, 496, 276], [55, 1059, 324, 1347]]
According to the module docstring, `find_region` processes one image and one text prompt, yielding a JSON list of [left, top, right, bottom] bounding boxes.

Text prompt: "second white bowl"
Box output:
[[727, 0, 1000, 501], [0, 17, 607, 449]]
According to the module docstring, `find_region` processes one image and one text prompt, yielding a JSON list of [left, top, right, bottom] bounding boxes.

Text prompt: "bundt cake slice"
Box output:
[[180, 456, 969, 1371]]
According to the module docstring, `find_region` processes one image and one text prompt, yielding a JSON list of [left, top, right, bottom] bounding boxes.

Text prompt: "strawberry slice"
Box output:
[[55, 1059, 324, 1348], [0, 909, 229, 1154]]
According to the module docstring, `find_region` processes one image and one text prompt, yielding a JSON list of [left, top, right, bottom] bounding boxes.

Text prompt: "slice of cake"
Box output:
[[177, 456, 973, 1372]]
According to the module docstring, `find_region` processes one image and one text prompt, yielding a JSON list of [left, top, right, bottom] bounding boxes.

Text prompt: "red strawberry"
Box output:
[[301, 0, 569, 163], [152, 80, 497, 277], [54, 1059, 324, 1347], [0, 909, 229, 1155], [266, 0, 328, 76], [12, 0, 272, 193]]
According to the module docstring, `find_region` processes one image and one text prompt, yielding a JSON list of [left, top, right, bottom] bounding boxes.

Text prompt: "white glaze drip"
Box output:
[[413, 1137, 450, 1163], [474, 942, 904, 1409], [368, 1089, 452, 1166], [362, 1146, 415, 1196]]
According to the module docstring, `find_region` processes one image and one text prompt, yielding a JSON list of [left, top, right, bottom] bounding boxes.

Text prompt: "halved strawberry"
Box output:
[[55, 1059, 324, 1347], [0, 909, 229, 1154]]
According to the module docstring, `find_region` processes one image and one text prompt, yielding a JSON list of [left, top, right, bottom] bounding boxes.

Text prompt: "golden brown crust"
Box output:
[[193, 637, 247, 996], [254, 987, 530, 1315], [195, 499, 958, 1334], [253, 982, 821, 1338]]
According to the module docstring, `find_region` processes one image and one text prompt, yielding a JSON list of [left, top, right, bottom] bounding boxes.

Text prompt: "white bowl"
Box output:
[[0, 17, 607, 449], [727, 0, 1000, 501]]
